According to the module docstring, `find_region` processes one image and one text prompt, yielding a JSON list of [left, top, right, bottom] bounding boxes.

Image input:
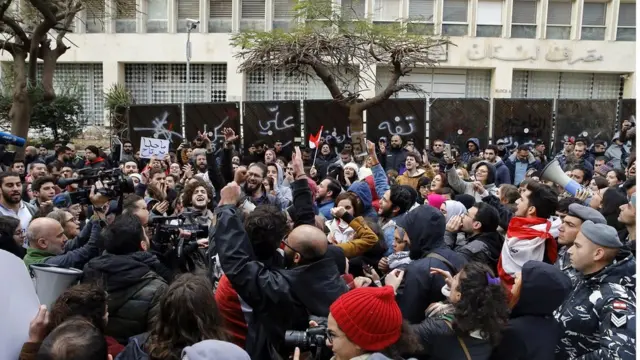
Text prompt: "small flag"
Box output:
[[309, 126, 324, 149]]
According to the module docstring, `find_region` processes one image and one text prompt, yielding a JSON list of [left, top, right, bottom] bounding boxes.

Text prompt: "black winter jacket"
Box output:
[[412, 315, 492, 360], [491, 261, 572, 360], [213, 203, 347, 360], [82, 252, 169, 344], [395, 205, 468, 324]]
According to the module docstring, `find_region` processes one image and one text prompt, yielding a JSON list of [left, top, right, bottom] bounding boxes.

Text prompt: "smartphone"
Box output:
[[444, 143, 452, 158], [362, 263, 373, 273]]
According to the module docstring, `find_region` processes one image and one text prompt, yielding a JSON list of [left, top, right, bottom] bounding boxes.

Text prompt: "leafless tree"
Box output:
[[0, 0, 127, 158], [231, 0, 451, 156]]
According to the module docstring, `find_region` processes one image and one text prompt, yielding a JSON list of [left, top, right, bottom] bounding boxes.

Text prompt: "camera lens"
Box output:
[[284, 331, 309, 349]]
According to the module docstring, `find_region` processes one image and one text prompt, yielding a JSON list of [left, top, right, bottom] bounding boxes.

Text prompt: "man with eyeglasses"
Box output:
[[214, 147, 347, 360]]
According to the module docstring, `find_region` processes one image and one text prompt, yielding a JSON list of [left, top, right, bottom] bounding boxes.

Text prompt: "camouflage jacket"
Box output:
[[555, 246, 580, 286], [554, 250, 636, 360]]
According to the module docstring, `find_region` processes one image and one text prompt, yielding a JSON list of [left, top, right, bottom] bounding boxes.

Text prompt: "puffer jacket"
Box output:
[[82, 252, 169, 344]]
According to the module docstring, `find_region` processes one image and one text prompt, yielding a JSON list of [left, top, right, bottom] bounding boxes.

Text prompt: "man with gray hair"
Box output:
[[555, 203, 607, 285], [554, 221, 636, 359]]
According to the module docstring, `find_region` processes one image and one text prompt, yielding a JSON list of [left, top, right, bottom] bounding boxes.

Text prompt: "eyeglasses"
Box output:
[[281, 237, 306, 259]]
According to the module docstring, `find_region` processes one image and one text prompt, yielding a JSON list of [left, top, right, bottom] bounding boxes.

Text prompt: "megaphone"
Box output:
[[539, 159, 582, 196], [30, 264, 83, 307], [0, 131, 26, 147]]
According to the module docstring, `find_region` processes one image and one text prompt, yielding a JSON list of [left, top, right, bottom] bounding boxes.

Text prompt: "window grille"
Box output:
[[512, 71, 621, 99], [124, 64, 228, 104]]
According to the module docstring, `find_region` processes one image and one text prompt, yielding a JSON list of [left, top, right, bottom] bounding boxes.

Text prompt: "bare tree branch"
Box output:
[[2, 16, 30, 44], [0, 0, 13, 20], [28, 0, 57, 23]]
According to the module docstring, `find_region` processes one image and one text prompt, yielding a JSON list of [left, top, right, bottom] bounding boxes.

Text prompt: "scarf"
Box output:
[[498, 217, 557, 290], [85, 156, 105, 166]]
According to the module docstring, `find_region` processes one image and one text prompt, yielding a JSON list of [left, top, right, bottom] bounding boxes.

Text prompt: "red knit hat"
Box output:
[[329, 286, 403, 351]]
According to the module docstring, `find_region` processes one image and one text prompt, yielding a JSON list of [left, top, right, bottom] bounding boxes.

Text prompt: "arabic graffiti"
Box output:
[[495, 136, 535, 150], [258, 105, 296, 148], [133, 111, 183, 143], [203, 116, 230, 155], [378, 115, 417, 136], [322, 126, 351, 144], [466, 42, 604, 64]]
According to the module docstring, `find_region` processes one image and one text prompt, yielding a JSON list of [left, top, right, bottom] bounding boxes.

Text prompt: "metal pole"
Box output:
[[183, 27, 192, 140]]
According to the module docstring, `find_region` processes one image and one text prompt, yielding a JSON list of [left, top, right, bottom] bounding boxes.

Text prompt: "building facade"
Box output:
[[2, 0, 636, 126]]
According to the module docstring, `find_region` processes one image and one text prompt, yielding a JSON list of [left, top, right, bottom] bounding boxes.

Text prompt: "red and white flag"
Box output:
[[309, 126, 324, 149], [498, 216, 559, 290]]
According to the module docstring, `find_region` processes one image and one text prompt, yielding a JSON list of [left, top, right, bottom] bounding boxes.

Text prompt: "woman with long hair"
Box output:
[[412, 262, 510, 359], [0, 215, 25, 258], [118, 274, 228, 360]]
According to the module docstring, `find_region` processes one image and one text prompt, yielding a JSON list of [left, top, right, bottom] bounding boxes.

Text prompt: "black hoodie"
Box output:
[[491, 261, 572, 360], [395, 205, 467, 323]]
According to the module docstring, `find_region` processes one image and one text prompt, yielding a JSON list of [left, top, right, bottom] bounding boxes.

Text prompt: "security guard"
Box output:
[[554, 221, 636, 359], [555, 203, 607, 285]]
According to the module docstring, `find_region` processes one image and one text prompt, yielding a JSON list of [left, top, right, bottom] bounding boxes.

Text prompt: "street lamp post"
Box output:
[[183, 19, 199, 139]]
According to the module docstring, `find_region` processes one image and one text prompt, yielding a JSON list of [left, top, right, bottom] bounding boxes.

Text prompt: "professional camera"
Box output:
[[150, 212, 209, 273], [285, 326, 327, 352], [57, 168, 135, 205]]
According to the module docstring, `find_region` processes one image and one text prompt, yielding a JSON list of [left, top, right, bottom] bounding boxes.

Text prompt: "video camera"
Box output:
[[150, 212, 209, 273], [57, 167, 135, 205]]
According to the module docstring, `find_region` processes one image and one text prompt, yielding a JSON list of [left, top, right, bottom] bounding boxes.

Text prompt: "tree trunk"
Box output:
[[348, 103, 366, 160], [10, 51, 30, 160], [41, 45, 57, 101]]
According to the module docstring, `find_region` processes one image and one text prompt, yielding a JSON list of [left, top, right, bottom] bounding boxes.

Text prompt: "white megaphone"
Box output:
[[539, 159, 582, 196], [30, 264, 83, 308]]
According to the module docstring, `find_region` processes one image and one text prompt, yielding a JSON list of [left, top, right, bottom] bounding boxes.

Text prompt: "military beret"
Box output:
[[580, 220, 623, 248], [567, 203, 607, 224]]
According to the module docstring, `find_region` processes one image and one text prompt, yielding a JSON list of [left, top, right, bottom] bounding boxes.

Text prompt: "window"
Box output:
[[341, 0, 366, 20], [177, 0, 200, 33], [209, 0, 232, 32], [148, 0, 168, 33], [476, 0, 502, 37], [86, 0, 105, 33], [373, 0, 401, 24], [125, 64, 228, 104], [241, 0, 266, 30], [581, 2, 606, 40], [511, 0, 537, 38], [546, 0, 572, 39], [407, 0, 434, 34], [273, 0, 296, 29], [116, 0, 136, 33], [616, 3, 635, 41], [442, 0, 468, 36]]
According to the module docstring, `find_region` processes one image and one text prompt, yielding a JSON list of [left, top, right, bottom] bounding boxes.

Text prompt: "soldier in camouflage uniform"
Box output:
[[555, 204, 607, 286], [554, 221, 636, 360]]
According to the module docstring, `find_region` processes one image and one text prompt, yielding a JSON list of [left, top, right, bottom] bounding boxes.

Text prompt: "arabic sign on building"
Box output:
[[466, 41, 604, 64], [243, 101, 301, 150], [365, 99, 427, 151]]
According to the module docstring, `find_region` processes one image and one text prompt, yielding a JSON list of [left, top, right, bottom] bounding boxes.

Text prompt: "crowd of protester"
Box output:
[[0, 118, 636, 360]]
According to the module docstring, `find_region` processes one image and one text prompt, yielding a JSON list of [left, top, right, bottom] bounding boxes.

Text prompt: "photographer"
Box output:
[[213, 146, 346, 360]]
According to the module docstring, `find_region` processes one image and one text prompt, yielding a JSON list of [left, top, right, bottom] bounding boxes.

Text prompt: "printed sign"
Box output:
[[139, 137, 170, 159]]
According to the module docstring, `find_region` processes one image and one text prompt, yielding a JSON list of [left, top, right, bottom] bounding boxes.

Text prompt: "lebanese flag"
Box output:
[[309, 126, 324, 149], [498, 217, 558, 290]]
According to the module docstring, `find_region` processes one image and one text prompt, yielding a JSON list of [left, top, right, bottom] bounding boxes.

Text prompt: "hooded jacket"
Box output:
[[605, 133, 629, 170], [82, 252, 169, 344], [446, 162, 498, 201], [491, 261, 572, 360], [348, 181, 378, 219], [271, 163, 292, 209], [394, 205, 468, 323], [461, 138, 481, 164], [553, 250, 636, 360]]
